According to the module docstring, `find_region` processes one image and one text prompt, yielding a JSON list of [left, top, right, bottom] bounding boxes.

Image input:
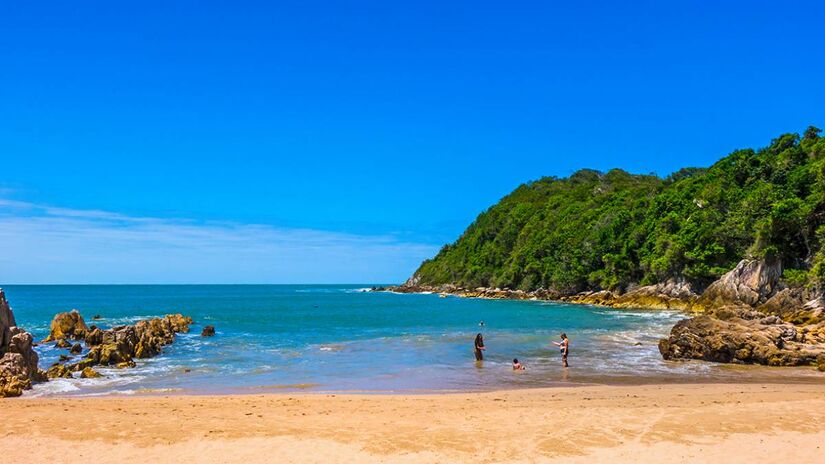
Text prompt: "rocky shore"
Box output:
[[657, 259, 825, 369], [377, 276, 700, 310], [0, 289, 46, 397], [379, 258, 825, 370], [1, 288, 194, 397]]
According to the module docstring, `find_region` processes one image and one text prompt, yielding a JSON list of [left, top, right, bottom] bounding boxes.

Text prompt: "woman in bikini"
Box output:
[[553, 333, 569, 367], [474, 333, 486, 361]]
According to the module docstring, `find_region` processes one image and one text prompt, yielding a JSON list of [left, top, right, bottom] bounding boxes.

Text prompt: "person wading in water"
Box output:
[[553, 333, 569, 367], [474, 333, 486, 361]]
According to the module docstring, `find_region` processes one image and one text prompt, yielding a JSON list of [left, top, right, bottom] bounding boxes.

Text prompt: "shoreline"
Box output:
[[27, 367, 825, 399], [25, 375, 825, 399], [375, 285, 694, 311], [5, 383, 825, 463]]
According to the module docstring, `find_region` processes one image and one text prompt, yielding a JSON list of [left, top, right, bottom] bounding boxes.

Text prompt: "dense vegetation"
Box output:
[[413, 128, 825, 293]]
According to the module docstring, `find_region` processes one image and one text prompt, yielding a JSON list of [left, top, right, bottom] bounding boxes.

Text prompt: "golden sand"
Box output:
[[3, 383, 825, 463]]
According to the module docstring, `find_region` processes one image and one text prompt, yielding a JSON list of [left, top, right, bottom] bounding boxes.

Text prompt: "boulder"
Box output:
[[70, 343, 83, 354], [43, 309, 89, 342], [87, 342, 133, 366], [201, 325, 215, 337], [1, 290, 46, 397], [80, 367, 102, 379], [164, 314, 193, 333], [55, 339, 72, 349], [693, 259, 782, 311], [46, 363, 74, 379], [566, 290, 617, 306], [758, 288, 825, 325], [0, 354, 30, 397], [612, 279, 699, 310], [69, 358, 97, 372], [85, 326, 104, 346], [659, 309, 825, 366]]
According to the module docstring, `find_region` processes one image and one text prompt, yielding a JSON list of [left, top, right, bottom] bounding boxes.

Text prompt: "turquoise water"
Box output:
[[3, 285, 821, 396]]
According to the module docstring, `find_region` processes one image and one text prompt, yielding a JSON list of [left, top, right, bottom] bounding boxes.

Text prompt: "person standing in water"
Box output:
[[474, 333, 486, 361], [553, 333, 569, 367]]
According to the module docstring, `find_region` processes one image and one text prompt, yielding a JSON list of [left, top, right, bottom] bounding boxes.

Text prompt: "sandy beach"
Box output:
[[4, 383, 825, 463]]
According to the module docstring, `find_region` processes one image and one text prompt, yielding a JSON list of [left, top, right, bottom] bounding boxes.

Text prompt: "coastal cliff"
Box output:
[[0, 289, 45, 397], [390, 128, 825, 368]]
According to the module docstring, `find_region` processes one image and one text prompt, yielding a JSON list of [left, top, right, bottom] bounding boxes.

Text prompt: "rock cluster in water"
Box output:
[[0, 289, 46, 397], [45, 311, 193, 379], [2, 285, 197, 397]]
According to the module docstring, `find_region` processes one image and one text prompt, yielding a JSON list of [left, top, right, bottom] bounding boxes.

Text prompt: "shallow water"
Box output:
[[4, 284, 822, 397]]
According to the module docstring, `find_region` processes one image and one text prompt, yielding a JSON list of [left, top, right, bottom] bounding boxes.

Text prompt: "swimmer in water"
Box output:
[[512, 358, 525, 370]]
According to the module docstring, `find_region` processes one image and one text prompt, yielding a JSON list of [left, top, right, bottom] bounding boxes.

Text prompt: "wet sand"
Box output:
[[4, 383, 825, 463]]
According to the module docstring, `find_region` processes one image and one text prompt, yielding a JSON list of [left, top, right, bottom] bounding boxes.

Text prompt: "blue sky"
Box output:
[[1, 1, 824, 283]]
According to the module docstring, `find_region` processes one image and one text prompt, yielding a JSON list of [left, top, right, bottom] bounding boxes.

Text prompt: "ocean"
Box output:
[[4, 284, 821, 397]]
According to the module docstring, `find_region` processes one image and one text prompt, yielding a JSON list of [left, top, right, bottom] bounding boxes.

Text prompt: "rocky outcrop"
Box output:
[[659, 259, 825, 367], [613, 279, 699, 310], [56, 313, 193, 373], [564, 290, 618, 306], [659, 308, 825, 365], [43, 309, 89, 342], [41, 311, 193, 382], [4, 292, 193, 392], [0, 289, 16, 348], [693, 259, 783, 311], [201, 325, 215, 337], [760, 287, 825, 325], [1, 289, 45, 397]]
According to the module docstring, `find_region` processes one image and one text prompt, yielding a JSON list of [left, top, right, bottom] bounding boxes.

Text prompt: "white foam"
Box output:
[[28, 378, 81, 397], [343, 287, 373, 293]]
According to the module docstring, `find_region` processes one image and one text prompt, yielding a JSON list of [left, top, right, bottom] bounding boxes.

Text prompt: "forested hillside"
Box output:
[[412, 127, 825, 294]]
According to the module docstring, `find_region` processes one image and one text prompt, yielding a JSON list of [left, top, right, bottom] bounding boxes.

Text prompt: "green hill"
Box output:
[[411, 127, 825, 294]]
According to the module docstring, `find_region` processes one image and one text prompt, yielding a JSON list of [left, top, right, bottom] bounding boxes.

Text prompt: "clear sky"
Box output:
[[1, 1, 824, 283]]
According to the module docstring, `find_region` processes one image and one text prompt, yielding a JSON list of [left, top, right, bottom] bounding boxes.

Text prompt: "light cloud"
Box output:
[[0, 199, 437, 284]]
